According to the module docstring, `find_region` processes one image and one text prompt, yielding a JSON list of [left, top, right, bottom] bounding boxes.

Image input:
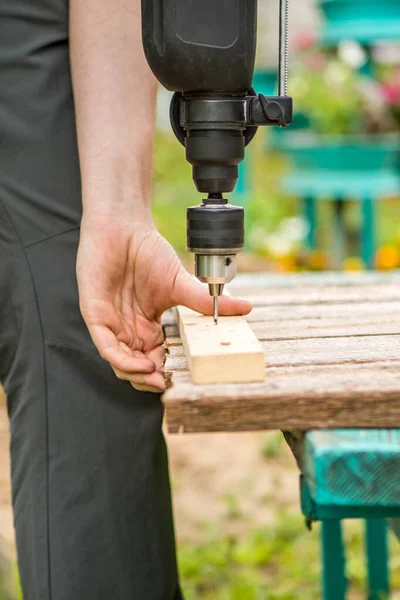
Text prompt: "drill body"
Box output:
[[141, 0, 292, 320]]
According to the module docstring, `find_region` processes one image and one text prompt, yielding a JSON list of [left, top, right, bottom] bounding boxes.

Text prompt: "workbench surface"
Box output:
[[163, 271, 400, 433]]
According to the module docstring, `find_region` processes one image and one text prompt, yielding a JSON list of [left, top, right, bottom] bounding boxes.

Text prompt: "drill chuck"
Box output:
[[187, 195, 244, 297], [195, 254, 237, 297], [187, 196, 244, 252]]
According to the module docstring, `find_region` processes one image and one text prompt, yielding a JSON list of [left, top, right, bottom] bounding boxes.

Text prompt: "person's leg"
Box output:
[[0, 2, 180, 598], [0, 184, 180, 600]]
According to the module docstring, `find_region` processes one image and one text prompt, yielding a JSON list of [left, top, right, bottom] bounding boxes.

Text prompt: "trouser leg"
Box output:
[[0, 210, 180, 599]]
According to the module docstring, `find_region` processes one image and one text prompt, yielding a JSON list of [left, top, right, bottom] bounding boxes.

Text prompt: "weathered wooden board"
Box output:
[[169, 301, 400, 325], [244, 301, 400, 322], [163, 273, 400, 433], [165, 309, 400, 343], [163, 361, 400, 433], [239, 285, 400, 306], [175, 305, 265, 385], [166, 333, 400, 370], [228, 271, 400, 290]]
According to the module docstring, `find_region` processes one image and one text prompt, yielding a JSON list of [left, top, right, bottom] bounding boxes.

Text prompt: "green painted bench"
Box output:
[[163, 272, 400, 598], [286, 429, 400, 599]]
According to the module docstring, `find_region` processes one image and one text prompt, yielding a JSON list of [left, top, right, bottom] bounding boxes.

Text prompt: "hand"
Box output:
[[77, 215, 252, 392]]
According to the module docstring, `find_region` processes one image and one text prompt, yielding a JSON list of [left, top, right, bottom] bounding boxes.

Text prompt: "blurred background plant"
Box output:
[[290, 36, 400, 136], [380, 65, 400, 130], [0, 537, 21, 600]]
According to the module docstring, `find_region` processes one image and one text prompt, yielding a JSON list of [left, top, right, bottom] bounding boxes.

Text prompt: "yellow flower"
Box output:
[[308, 250, 328, 271], [342, 257, 365, 271], [375, 245, 400, 270]]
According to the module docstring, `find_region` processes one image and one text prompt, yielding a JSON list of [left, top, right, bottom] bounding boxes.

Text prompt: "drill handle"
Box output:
[[245, 94, 293, 129]]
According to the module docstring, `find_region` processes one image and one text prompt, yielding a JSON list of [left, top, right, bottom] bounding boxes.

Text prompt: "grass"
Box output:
[[178, 512, 400, 600]]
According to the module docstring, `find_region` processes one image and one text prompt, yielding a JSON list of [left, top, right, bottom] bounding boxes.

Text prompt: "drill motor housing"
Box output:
[[141, 0, 292, 300]]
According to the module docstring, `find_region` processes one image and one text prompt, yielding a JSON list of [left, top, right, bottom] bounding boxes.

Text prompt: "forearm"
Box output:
[[69, 0, 157, 221]]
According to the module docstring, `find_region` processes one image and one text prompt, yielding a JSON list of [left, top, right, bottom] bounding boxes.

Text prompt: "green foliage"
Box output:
[[290, 57, 365, 135], [260, 433, 284, 460], [223, 494, 242, 520], [0, 542, 20, 600], [179, 517, 400, 599], [179, 511, 321, 600]]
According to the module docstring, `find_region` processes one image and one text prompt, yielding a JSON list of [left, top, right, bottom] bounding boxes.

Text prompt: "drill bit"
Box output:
[[213, 296, 218, 325]]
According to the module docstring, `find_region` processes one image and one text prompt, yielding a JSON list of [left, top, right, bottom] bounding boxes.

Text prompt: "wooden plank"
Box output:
[[175, 305, 265, 385], [303, 430, 400, 508], [239, 284, 400, 306], [229, 271, 400, 291], [166, 333, 400, 371], [162, 361, 400, 432], [165, 310, 400, 343], [167, 302, 400, 329], [245, 301, 400, 322]]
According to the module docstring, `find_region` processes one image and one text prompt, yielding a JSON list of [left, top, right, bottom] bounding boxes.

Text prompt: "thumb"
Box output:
[[172, 267, 252, 316]]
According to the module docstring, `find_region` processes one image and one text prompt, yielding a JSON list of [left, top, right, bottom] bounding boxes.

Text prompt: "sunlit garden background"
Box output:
[[1, 0, 400, 598]]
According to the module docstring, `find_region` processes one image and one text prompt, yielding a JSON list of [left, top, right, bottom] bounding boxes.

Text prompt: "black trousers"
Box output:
[[0, 2, 181, 598]]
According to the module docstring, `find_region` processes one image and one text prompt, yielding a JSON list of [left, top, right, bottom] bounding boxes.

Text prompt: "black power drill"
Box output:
[[141, 0, 292, 323]]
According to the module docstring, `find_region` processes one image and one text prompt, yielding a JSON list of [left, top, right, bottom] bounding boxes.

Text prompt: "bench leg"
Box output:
[[304, 196, 317, 250], [333, 198, 346, 269], [321, 520, 347, 600], [365, 519, 389, 600], [361, 197, 375, 270]]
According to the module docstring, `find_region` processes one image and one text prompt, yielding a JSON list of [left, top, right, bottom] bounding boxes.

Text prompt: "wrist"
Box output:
[[81, 179, 154, 226]]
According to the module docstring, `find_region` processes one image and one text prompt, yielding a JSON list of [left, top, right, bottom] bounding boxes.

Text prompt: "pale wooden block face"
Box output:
[[176, 306, 265, 385]]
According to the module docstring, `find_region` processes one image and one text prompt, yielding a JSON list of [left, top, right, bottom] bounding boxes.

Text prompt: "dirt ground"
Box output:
[[0, 388, 299, 552]]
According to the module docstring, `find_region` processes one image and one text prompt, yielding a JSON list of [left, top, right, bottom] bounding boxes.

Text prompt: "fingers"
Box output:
[[130, 383, 165, 394], [112, 343, 166, 392], [217, 294, 253, 316], [88, 323, 166, 393], [130, 345, 166, 392], [172, 268, 252, 316], [132, 370, 166, 392], [90, 325, 156, 374], [112, 366, 166, 391]]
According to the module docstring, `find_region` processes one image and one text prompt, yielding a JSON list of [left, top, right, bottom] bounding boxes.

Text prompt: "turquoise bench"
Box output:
[[280, 136, 400, 270], [319, 0, 400, 46], [287, 430, 400, 599]]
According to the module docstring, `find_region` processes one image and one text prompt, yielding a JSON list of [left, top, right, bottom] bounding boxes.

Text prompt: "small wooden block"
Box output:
[[175, 305, 265, 385]]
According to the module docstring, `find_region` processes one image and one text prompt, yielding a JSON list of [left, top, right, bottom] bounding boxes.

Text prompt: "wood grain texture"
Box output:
[[238, 285, 400, 306], [175, 305, 265, 385], [163, 362, 400, 432], [228, 271, 400, 290], [163, 273, 400, 433], [166, 333, 400, 370], [165, 309, 400, 342]]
